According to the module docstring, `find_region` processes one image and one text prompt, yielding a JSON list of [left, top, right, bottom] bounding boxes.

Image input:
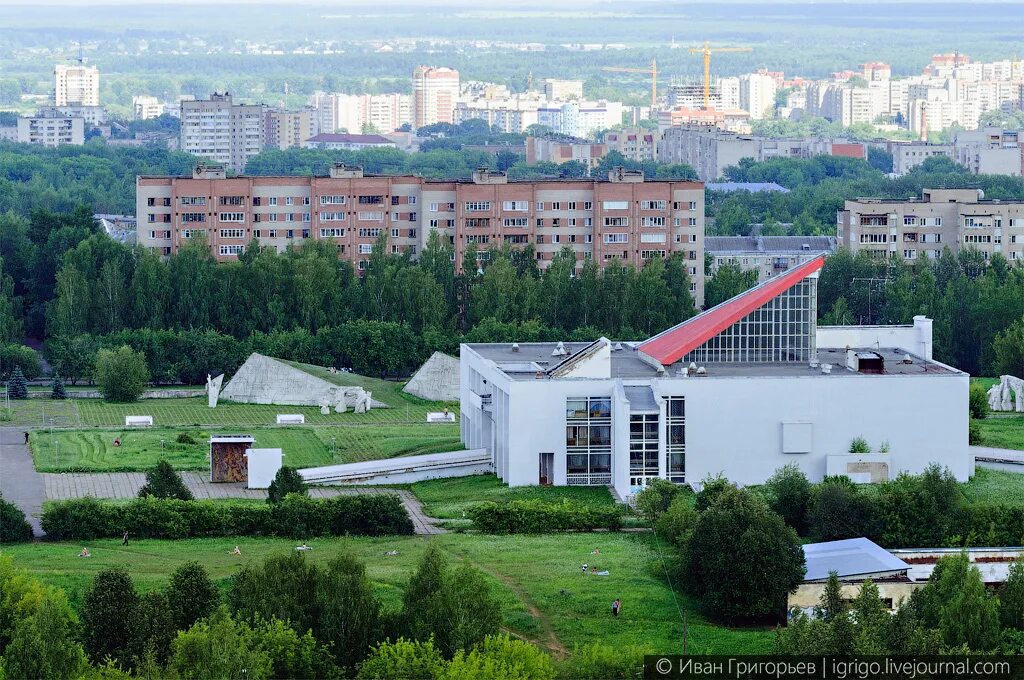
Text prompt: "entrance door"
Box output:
[[539, 452, 554, 486]]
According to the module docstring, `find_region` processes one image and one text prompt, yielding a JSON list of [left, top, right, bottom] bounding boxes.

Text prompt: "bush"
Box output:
[[7, 365, 27, 399], [467, 499, 621, 533], [848, 436, 871, 453], [175, 432, 196, 445], [764, 463, 812, 534], [682, 486, 805, 623], [655, 495, 698, 547], [0, 345, 41, 382], [970, 419, 983, 445], [3, 591, 87, 680], [357, 638, 445, 680], [82, 568, 140, 666], [267, 466, 308, 504], [0, 494, 33, 542], [876, 465, 960, 547], [634, 478, 683, 522], [170, 606, 272, 680], [806, 477, 879, 542], [50, 374, 67, 400], [694, 474, 737, 512], [558, 642, 648, 680], [446, 635, 554, 680], [94, 345, 149, 402], [970, 383, 989, 420], [138, 460, 194, 501], [42, 494, 413, 540]]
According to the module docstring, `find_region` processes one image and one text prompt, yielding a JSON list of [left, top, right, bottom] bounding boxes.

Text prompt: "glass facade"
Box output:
[[665, 397, 686, 483], [566, 397, 612, 485], [682, 278, 817, 364], [629, 413, 659, 486]]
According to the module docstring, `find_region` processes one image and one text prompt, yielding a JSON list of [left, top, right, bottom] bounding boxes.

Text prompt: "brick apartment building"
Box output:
[[838, 188, 1024, 264], [137, 164, 706, 305]]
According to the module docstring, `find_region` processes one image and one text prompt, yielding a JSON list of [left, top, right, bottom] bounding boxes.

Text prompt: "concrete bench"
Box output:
[[426, 411, 456, 423], [276, 414, 305, 425], [125, 415, 154, 427]]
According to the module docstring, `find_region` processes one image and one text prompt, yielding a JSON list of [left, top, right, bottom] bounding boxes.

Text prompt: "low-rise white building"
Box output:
[[460, 256, 969, 499]]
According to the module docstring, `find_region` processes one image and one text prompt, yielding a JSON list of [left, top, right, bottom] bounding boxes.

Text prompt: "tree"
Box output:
[[807, 477, 877, 542], [267, 466, 309, 504], [138, 459, 194, 501], [229, 552, 320, 637], [129, 591, 175, 667], [356, 638, 445, 680], [3, 591, 86, 680], [403, 544, 447, 639], [50, 373, 67, 400], [0, 493, 33, 542], [704, 263, 757, 308], [424, 562, 503, 657], [94, 345, 149, 402], [444, 635, 554, 680], [248, 616, 339, 680], [911, 552, 1001, 651], [82, 567, 140, 666], [315, 553, 382, 669], [969, 383, 989, 419], [764, 463, 812, 534], [682, 486, 805, 623], [8, 365, 27, 399], [170, 606, 272, 680], [166, 561, 220, 632], [994, 318, 1024, 379]]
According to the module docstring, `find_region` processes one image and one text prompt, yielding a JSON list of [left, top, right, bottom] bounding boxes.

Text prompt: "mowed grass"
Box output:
[[961, 467, 1024, 507], [30, 424, 462, 472], [975, 415, 1024, 451], [0, 533, 772, 655], [2, 399, 81, 427], [411, 474, 619, 519]]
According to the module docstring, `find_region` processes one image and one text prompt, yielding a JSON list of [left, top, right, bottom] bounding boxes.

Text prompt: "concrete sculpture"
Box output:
[[987, 375, 1024, 413], [403, 352, 459, 401], [220, 353, 386, 411], [206, 373, 224, 408]]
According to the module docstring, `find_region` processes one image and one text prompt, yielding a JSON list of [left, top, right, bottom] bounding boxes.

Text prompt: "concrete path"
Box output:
[[41, 471, 445, 535], [973, 445, 1024, 473], [0, 428, 45, 536]]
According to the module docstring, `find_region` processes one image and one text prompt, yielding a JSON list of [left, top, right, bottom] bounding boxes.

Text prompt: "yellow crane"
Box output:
[[687, 41, 752, 108], [602, 59, 658, 109]]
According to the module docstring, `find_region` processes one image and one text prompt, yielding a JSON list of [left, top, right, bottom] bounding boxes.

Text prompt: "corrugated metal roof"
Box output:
[[803, 538, 910, 582], [623, 385, 658, 412]]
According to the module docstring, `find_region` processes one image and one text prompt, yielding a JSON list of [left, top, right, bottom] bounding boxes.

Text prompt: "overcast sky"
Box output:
[[0, 0, 997, 4]]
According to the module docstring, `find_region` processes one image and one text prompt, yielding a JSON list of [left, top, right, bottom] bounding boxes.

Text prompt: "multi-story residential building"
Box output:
[[656, 107, 751, 135], [302, 133, 396, 150], [888, 142, 955, 175], [133, 96, 166, 120], [263, 109, 318, 150], [180, 93, 266, 173], [717, 77, 741, 110], [455, 95, 624, 137], [838, 188, 1024, 264], [136, 164, 707, 304], [16, 110, 84, 146], [51, 105, 105, 125], [605, 128, 659, 161], [543, 79, 584, 100], [738, 73, 777, 120], [455, 96, 542, 134], [308, 92, 412, 135], [952, 128, 1024, 176], [412, 66, 460, 128], [526, 135, 607, 168], [861, 62, 892, 82], [54, 63, 99, 106], [666, 84, 718, 110], [536, 100, 623, 138], [706, 235, 837, 281]]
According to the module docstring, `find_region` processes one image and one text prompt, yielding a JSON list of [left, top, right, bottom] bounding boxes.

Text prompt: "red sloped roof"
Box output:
[[638, 254, 826, 366]]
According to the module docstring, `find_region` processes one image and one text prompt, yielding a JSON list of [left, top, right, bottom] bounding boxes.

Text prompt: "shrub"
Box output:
[[175, 432, 196, 445], [682, 486, 805, 623], [446, 635, 554, 680], [848, 436, 871, 453], [82, 568, 140, 666], [230, 552, 321, 636], [970, 419, 983, 445], [970, 383, 989, 420], [694, 474, 737, 512], [764, 463, 812, 534], [7, 365, 27, 399], [50, 374, 67, 400], [402, 545, 446, 640], [558, 642, 648, 679], [0, 494, 33, 542], [267, 466, 308, 504], [1001, 560, 1024, 630], [94, 345, 149, 402], [43, 495, 413, 540], [170, 606, 272, 680], [806, 477, 878, 543], [634, 478, 683, 522], [876, 465, 960, 547], [138, 460, 194, 501], [3, 591, 87, 680], [357, 638, 445, 680], [166, 562, 220, 632], [655, 495, 698, 547], [248, 616, 339, 680], [130, 591, 174, 667], [467, 499, 621, 533]]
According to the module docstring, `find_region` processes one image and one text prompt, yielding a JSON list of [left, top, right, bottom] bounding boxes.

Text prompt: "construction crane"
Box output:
[[687, 41, 752, 108], [602, 59, 658, 109]]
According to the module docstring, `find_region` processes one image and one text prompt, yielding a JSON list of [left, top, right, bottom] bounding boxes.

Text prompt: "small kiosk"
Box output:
[[209, 435, 255, 483]]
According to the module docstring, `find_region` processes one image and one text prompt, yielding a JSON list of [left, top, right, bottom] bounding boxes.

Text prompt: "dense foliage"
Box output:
[[266, 466, 309, 504], [0, 494, 33, 542], [138, 459, 194, 501], [93, 345, 149, 402], [40, 494, 414, 540], [468, 499, 623, 533]]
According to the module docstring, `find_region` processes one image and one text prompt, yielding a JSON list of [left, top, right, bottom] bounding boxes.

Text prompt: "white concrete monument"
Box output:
[[987, 375, 1024, 413], [206, 373, 224, 408]]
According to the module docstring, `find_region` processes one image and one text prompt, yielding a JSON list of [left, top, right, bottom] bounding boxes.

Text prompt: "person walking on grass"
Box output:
[[612, 598, 621, 617], [122, 530, 129, 546]]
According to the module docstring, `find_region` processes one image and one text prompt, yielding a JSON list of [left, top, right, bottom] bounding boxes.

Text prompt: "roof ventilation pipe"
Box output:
[[511, 343, 520, 352]]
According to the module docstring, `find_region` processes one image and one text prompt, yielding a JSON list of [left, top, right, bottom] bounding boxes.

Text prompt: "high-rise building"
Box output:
[[738, 73, 777, 120], [412, 66, 460, 129], [133, 96, 166, 120], [180, 93, 265, 173], [309, 92, 412, 135], [54, 63, 99, 107], [543, 79, 585, 100], [16, 109, 85, 146], [136, 165, 706, 304], [264, 108, 318, 150]]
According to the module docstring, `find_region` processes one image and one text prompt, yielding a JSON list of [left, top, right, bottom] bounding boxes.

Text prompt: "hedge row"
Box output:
[[0, 495, 34, 543], [468, 499, 622, 533], [41, 494, 414, 540]]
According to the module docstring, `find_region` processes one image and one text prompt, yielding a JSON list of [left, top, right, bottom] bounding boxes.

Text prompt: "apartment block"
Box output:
[[54, 63, 99, 107], [706, 235, 837, 281], [526, 136, 607, 168], [16, 110, 84, 146], [133, 96, 166, 121], [543, 79, 584, 100], [136, 165, 706, 305], [952, 128, 1024, 176], [308, 92, 412, 134], [180, 93, 265, 173], [838, 188, 1024, 264], [264, 108, 318, 150], [412, 66, 460, 129], [605, 128, 659, 162], [738, 73, 777, 120]]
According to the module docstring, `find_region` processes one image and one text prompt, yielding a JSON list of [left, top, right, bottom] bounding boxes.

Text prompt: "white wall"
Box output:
[[817, 316, 933, 360]]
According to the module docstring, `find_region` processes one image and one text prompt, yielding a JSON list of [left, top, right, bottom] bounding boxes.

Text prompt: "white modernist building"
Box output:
[[460, 256, 970, 498]]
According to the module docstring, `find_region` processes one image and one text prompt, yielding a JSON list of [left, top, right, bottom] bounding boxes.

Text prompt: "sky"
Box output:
[[0, 0, 1002, 4]]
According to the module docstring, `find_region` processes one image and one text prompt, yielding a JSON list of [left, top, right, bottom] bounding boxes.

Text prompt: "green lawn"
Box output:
[[410, 474, 619, 519], [1, 399, 81, 427], [961, 467, 1024, 507], [30, 424, 462, 472], [975, 415, 1024, 451], [0, 533, 772, 656]]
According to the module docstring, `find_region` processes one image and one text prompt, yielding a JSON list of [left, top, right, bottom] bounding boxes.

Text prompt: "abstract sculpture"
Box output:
[[987, 375, 1024, 413], [206, 373, 224, 408]]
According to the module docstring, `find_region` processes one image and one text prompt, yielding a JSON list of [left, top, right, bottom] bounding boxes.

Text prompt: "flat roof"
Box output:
[[466, 343, 959, 381], [803, 538, 910, 582]]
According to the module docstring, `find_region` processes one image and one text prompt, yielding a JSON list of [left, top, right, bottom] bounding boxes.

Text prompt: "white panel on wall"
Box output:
[[781, 421, 813, 454]]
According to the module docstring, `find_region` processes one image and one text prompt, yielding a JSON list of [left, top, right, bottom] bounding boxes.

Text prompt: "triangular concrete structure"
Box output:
[[403, 352, 459, 402], [221, 353, 387, 408]]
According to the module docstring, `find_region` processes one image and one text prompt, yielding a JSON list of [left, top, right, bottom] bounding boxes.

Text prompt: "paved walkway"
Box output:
[[41, 471, 445, 535], [0, 428, 45, 536], [973, 445, 1024, 473]]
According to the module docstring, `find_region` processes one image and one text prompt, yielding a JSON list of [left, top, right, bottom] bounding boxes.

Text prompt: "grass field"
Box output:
[[975, 415, 1024, 451], [0, 533, 773, 656], [960, 467, 1024, 507], [29, 423, 462, 472], [410, 475, 618, 519]]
